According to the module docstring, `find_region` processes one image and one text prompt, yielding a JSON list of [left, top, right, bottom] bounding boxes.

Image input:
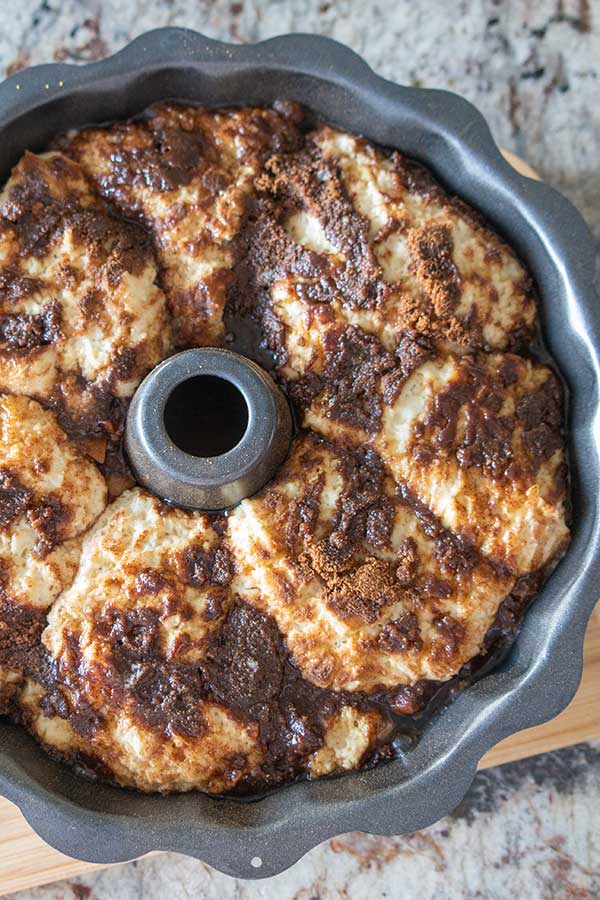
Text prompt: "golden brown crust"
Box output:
[[272, 313, 568, 577], [310, 126, 537, 353], [376, 352, 569, 574], [225, 124, 537, 378], [18, 489, 393, 793], [229, 432, 517, 692], [0, 394, 107, 710], [61, 102, 304, 348], [21, 489, 262, 794], [0, 151, 171, 439]]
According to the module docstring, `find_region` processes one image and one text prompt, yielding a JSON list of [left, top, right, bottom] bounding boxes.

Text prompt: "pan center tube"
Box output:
[[125, 348, 293, 511]]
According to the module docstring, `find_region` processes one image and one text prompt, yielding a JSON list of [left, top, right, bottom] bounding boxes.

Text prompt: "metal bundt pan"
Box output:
[[0, 28, 599, 880]]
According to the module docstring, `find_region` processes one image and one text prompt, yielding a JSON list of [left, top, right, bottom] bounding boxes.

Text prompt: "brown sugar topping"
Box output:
[[291, 326, 396, 432], [324, 557, 400, 625], [406, 222, 461, 318], [432, 613, 467, 660], [378, 613, 423, 654], [0, 469, 32, 530], [179, 545, 235, 589], [0, 597, 46, 685], [0, 302, 61, 352], [1, 153, 150, 275], [258, 149, 387, 311], [410, 354, 564, 483], [26, 493, 72, 556]]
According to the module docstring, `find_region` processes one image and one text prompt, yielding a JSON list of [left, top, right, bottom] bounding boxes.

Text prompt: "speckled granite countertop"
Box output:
[[1, 2, 599, 898]]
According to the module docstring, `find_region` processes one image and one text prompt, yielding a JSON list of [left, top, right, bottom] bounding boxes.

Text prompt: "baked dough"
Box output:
[[0, 104, 569, 794]]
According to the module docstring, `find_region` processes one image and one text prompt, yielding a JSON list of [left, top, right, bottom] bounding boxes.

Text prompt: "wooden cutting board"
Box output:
[[1, 150, 596, 897]]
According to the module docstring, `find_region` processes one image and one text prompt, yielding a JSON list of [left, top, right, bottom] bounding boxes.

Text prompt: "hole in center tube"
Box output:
[[164, 375, 249, 458]]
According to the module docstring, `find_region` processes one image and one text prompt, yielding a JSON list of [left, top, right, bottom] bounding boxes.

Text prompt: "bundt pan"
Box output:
[[0, 28, 599, 880]]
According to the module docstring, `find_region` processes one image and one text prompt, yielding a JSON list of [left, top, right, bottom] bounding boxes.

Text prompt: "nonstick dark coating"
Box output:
[[0, 29, 599, 880]]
